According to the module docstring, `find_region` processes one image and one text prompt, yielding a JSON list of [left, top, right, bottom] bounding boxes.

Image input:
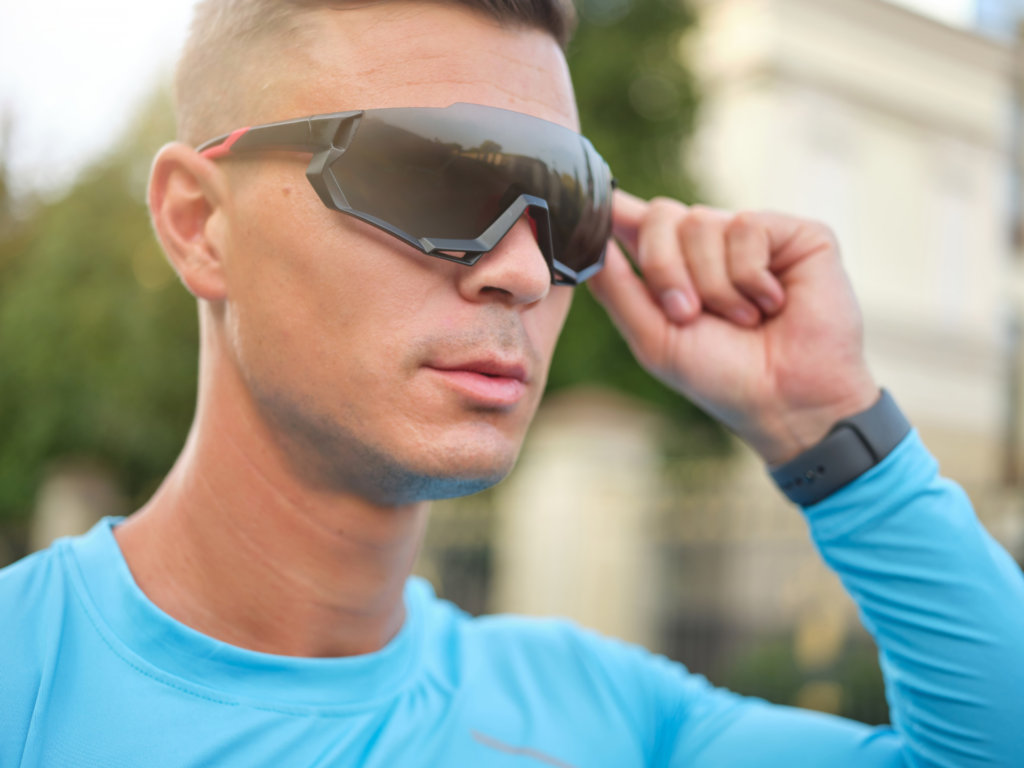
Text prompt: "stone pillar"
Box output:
[[30, 463, 127, 552], [491, 388, 664, 648]]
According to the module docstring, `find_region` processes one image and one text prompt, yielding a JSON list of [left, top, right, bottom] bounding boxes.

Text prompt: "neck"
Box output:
[[116, 346, 429, 658]]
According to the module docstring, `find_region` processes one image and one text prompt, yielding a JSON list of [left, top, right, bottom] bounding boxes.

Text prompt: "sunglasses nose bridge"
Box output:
[[479, 195, 560, 285], [458, 211, 555, 305], [522, 198, 557, 278]]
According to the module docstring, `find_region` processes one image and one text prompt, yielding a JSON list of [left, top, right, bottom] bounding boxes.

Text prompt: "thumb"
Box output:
[[610, 188, 648, 256]]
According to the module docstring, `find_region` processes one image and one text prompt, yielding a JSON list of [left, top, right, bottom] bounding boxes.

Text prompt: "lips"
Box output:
[[432, 359, 527, 381], [424, 358, 529, 407]]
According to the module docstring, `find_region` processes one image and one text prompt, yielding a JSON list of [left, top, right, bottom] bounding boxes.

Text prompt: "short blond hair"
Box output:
[[174, 0, 576, 146]]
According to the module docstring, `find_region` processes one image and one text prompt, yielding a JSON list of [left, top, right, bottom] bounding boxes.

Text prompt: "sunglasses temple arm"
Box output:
[[197, 113, 363, 158]]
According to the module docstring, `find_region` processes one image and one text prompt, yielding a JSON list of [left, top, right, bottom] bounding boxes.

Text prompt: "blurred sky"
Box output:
[[0, 0, 1014, 200], [0, 0, 199, 198], [887, 0, 975, 25]]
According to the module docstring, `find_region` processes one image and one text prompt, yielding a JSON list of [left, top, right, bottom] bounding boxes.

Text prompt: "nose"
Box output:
[[455, 215, 552, 306]]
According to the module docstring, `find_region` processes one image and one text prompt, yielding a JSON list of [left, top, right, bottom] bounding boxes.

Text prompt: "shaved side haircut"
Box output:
[[175, 0, 577, 146]]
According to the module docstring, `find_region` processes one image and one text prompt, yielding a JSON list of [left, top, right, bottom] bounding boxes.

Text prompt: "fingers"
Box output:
[[588, 240, 662, 340], [610, 188, 646, 255], [610, 190, 700, 325], [610, 190, 799, 328], [723, 213, 786, 316], [587, 240, 667, 369], [679, 205, 759, 326], [638, 198, 701, 324]]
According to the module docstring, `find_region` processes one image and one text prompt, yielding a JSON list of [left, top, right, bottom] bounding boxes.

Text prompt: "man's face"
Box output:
[[214, 3, 579, 504]]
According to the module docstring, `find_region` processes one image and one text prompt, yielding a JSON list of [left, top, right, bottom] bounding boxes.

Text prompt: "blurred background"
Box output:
[[2, 0, 1023, 727]]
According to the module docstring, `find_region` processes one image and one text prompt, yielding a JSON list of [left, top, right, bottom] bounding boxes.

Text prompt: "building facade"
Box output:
[[480, 3, 1023, 705], [688, 0, 1024, 485]]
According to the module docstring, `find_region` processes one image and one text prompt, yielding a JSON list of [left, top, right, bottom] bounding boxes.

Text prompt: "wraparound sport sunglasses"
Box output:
[[197, 102, 615, 286]]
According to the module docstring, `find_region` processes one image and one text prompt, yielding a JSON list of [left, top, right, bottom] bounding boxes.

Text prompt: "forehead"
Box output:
[[268, 2, 579, 132]]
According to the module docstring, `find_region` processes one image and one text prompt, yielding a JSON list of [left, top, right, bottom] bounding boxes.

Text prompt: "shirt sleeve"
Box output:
[[656, 430, 1024, 767]]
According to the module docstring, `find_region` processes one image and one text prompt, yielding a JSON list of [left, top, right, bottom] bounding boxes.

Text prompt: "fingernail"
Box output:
[[732, 306, 759, 325], [660, 289, 693, 324], [757, 294, 778, 314]]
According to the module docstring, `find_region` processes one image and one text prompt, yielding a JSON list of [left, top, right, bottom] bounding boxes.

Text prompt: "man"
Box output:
[[2, 0, 1022, 765]]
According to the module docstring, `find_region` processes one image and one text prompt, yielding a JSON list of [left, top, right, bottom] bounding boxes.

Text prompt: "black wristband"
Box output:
[[769, 390, 912, 506]]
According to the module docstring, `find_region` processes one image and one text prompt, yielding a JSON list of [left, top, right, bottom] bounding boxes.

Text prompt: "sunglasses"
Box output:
[[196, 102, 614, 286]]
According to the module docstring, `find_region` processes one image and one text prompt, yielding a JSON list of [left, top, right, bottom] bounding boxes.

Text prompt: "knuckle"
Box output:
[[644, 263, 682, 291], [678, 205, 721, 239], [638, 240, 676, 269], [635, 240, 670, 272], [687, 203, 715, 217], [694, 276, 736, 309], [629, 335, 661, 371], [648, 196, 687, 216], [810, 220, 838, 244], [638, 252, 686, 291], [725, 211, 760, 237], [729, 258, 763, 287]]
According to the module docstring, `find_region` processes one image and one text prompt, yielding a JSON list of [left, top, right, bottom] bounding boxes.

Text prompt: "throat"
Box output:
[[113, 477, 428, 658]]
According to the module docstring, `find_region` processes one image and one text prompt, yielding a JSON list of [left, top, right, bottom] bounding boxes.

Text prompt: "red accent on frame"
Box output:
[[526, 212, 539, 242], [199, 127, 251, 159]]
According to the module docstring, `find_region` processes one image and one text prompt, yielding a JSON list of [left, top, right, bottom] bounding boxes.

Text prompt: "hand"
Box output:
[[588, 190, 879, 465]]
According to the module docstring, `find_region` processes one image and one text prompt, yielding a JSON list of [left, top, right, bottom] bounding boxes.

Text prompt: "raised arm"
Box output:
[[587, 191, 1024, 766]]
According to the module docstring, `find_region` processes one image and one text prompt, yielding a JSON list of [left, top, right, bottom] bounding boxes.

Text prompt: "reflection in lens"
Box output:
[[327, 104, 612, 279]]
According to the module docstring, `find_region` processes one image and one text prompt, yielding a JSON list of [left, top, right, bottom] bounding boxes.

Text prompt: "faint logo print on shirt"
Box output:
[[471, 730, 578, 768]]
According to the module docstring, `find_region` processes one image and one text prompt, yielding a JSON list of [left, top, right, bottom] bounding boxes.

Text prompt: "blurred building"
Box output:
[[688, 0, 1024, 485], [470, 0, 1024, 715]]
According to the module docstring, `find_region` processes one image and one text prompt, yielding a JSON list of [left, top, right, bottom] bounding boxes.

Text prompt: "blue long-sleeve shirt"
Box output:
[[1, 431, 1022, 766]]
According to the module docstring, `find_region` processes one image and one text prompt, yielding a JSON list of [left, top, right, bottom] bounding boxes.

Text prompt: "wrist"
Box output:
[[747, 382, 880, 466], [768, 388, 912, 506]]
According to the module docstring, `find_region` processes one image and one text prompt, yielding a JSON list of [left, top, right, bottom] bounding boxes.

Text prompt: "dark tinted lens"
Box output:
[[327, 104, 612, 273], [550, 136, 613, 274], [328, 114, 503, 239]]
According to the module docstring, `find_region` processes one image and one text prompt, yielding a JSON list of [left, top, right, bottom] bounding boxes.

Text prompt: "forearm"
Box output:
[[595, 192, 1024, 765], [805, 431, 1024, 767]]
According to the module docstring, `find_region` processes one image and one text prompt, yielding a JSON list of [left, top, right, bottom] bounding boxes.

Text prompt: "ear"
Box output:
[[148, 142, 232, 301]]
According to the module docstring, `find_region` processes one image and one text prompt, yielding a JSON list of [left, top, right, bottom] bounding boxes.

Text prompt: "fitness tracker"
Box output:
[[770, 390, 912, 506]]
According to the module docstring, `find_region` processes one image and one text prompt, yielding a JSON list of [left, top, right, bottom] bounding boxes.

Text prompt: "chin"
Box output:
[[391, 441, 520, 502], [363, 430, 525, 504], [352, 457, 514, 506], [253, 381, 526, 504], [285, 425, 519, 505]]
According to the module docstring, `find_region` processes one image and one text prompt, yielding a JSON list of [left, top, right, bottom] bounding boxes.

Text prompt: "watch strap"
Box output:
[[769, 389, 911, 506]]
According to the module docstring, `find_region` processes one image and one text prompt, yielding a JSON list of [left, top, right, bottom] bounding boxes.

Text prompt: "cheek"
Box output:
[[525, 288, 573, 374], [226, 200, 444, 392]]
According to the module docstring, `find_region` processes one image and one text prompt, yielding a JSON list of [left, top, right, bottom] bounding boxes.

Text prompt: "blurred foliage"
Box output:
[[570, 0, 699, 201], [721, 635, 890, 726], [551, 0, 720, 432], [0, 92, 197, 523], [0, 124, 9, 238]]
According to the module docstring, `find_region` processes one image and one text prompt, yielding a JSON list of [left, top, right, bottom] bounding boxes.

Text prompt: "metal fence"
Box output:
[[417, 457, 1024, 727]]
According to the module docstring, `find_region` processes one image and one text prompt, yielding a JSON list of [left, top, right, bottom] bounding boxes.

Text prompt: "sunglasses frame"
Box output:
[[196, 105, 611, 286]]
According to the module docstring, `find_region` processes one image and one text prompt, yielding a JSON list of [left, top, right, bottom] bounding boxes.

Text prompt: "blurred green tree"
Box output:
[[552, 0, 721, 438], [571, 0, 699, 201], [0, 93, 197, 525], [0, 115, 12, 242], [721, 634, 889, 725]]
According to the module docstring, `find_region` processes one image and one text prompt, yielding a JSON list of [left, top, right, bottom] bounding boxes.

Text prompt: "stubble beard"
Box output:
[[247, 319, 542, 506]]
